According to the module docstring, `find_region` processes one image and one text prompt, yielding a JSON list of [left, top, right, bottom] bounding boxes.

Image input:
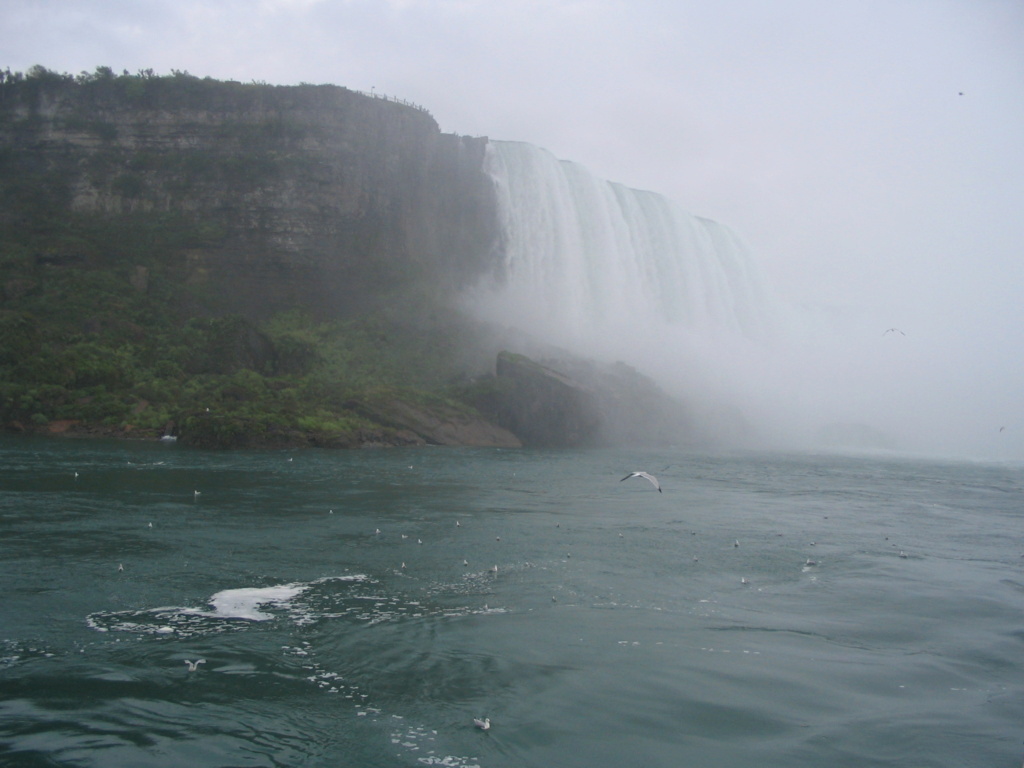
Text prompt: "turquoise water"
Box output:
[[1, 436, 1022, 767]]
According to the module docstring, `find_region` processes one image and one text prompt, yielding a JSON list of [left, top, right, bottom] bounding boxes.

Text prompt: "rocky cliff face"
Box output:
[[0, 71, 499, 320]]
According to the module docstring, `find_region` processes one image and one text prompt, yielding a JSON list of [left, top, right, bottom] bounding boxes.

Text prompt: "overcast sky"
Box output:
[[3, 0, 1022, 459]]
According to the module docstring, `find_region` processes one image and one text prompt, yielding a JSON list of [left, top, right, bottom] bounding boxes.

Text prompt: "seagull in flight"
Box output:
[[184, 659, 206, 671], [883, 328, 905, 336], [620, 471, 661, 492]]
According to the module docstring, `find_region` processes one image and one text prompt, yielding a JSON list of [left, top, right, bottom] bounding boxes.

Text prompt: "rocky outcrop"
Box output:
[[464, 351, 699, 448], [472, 352, 603, 448], [542, 356, 699, 447]]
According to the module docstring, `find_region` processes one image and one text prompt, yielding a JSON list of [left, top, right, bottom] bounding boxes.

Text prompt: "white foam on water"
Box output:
[[201, 583, 310, 621], [85, 574, 373, 636]]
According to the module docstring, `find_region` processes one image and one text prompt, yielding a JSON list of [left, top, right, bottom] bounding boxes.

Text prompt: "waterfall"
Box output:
[[467, 140, 780, 367]]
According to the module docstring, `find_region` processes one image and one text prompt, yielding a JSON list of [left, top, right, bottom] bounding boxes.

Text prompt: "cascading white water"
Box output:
[[467, 140, 780, 371]]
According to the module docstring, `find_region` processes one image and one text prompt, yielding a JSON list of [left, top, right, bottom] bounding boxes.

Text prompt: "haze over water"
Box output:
[[2, 436, 1021, 767]]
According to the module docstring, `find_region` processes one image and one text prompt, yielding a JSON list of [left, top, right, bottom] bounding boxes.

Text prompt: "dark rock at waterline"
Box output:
[[463, 351, 700, 449], [546, 356, 699, 447], [490, 352, 602, 448]]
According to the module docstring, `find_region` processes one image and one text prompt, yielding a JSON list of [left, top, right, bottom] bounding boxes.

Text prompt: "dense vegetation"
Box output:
[[0, 66, 491, 447], [0, 239, 485, 446], [0, 232, 487, 446]]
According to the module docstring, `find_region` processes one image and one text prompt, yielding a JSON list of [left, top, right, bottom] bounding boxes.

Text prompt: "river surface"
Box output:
[[1, 436, 1022, 767]]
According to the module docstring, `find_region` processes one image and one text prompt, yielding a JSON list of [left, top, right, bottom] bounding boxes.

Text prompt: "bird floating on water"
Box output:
[[473, 717, 491, 731], [620, 471, 661, 492], [184, 659, 205, 671]]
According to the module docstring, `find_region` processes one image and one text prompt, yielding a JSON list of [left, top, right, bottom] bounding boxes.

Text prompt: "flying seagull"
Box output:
[[620, 471, 661, 492], [883, 328, 905, 336], [184, 659, 206, 671], [473, 717, 491, 730]]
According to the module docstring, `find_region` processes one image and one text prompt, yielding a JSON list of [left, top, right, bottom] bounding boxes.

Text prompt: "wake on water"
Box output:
[[84, 572, 504, 767]]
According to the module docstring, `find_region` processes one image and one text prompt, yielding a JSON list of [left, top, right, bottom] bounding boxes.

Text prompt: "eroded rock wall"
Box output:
[[0, 75, 499, 320]]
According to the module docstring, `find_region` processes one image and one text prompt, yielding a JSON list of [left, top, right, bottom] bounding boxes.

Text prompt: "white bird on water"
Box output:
[[620, 471, 661, 492], [473, 717, 491, 731], [184, 659, 205, 671]]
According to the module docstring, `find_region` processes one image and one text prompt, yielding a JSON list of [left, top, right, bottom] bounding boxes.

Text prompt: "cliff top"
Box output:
[[0, 64, 438, 131]]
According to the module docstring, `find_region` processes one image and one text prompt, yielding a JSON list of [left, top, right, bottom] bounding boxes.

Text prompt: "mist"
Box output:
[[3, 0, 1022, 460], [466, 141, 1021, 461]]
